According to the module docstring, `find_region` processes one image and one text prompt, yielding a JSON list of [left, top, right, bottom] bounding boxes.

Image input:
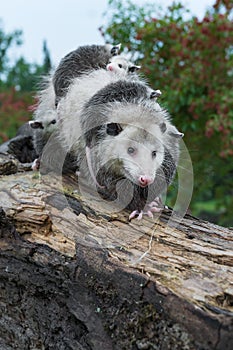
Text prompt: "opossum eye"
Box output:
[[118, 64, 122, 68], [49, 119, 57, 125], [152, 151, 157, 158], [127, 147, 136, 155]]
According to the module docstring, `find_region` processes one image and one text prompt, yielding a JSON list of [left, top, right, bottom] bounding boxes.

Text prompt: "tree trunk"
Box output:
[[0, 150, 233, 350]]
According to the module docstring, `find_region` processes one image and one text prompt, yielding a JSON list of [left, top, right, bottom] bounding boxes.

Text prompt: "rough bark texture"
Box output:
[[0, 136, 233, 350]]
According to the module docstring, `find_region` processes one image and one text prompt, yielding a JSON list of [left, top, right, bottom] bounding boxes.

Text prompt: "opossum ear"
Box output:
[[169, 130, 184, 138], [128, 65, 141, 73], [159, 122, 167, 133], [29, 120, 44, 129], [111, 43, 121, 56], [150, 89, 162, 99], [106, 123, 122, 136]]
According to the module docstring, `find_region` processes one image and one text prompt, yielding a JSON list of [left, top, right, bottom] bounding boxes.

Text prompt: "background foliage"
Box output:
[[0, 21, 51, 141], [0, 0, 232, 226]]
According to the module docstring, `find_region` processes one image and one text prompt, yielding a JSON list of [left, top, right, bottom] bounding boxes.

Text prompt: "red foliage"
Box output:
[[0, 87, 35, 143]]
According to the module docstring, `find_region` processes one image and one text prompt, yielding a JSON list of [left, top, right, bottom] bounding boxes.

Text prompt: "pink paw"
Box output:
[[129, 197, 164, 220], [32, 158, 40, 171]]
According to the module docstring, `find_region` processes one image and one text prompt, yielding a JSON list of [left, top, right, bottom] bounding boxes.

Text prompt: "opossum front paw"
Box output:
[[129, 209, 154, 220], [129, 197, 164, 220], [32, 158, 40, 171]]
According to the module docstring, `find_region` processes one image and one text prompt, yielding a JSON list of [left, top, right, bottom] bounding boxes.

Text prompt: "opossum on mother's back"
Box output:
[[57, 69, 184, 219], [53, 43, 121, 106]]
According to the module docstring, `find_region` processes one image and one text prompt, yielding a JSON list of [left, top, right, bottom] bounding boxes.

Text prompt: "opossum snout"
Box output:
[[107, 64, 113, 71], [139, 175, 154, 187]]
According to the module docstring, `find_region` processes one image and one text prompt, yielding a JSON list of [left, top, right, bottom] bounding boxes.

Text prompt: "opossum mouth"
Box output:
[[123, 170, 150, 188], [139, 183, 149, 188]]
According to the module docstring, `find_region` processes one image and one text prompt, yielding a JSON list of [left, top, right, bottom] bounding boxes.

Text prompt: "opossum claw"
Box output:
[[129, 197, 164, 220], [129, 210, 140, 220]]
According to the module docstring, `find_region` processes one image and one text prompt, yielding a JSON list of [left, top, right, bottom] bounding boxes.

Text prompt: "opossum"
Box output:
[[106, 55, 141, 75], [106, 57, 162, 101], [53, 43, 121, 106], [57, 69, 183, 219]]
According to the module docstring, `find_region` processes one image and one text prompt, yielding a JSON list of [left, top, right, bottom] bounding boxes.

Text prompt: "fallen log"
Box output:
[[0, 147, 233, 349]]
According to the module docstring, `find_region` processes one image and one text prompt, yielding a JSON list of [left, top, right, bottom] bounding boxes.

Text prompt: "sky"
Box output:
[[0, 0, 215, 67]]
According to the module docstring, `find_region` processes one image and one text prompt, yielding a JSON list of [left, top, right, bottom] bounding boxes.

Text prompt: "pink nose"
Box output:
[[107, 65, 113, 71], [139, 175, 153, 187]]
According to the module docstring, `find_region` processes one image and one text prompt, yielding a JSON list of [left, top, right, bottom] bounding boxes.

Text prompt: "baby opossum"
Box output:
[[53, 43, 121, 106], [57, 69, 183, 219], [106, 55, 141, 75]]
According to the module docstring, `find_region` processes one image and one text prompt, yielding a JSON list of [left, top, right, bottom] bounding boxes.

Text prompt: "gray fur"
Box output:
[[53, 44, 121, 106]]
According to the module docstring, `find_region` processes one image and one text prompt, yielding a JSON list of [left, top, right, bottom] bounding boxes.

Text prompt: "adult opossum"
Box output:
[[53, 43, 121, 106], [57, 69, 183, 219]]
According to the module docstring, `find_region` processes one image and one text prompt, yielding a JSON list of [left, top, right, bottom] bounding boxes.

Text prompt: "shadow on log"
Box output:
[[0, 134, 233, 350]]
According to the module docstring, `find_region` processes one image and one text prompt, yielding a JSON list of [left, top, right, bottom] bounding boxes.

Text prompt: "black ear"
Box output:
[[111, 43, 121, 56], [128, 65, 141, 73], [106, 123, 122, 136], [159, 122, 167, 133], [150, 89, 162, 99], [29, 120, 44, 129], [169, 131, 184, 138]]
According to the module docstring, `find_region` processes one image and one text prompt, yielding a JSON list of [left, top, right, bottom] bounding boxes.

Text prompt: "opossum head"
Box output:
[[29, 110, 57, 134], [99, 123, 166, 188], [106, 56, 141, 75]]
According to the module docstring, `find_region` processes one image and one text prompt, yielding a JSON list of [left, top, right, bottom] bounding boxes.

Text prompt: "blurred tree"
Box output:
[[42, 40, 52, 73], [0, 22, 52, 92], [0, 22, 53, 143], [101, 0, 233, 226], [0, 88, 34, 142], [0, 20, 22, 88]]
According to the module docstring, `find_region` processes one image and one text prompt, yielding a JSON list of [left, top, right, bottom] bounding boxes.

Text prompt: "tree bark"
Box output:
[[0, 149, 233, 350]]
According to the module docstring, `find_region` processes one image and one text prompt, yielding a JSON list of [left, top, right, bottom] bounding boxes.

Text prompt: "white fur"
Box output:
[[97, 124, 165, 185], [30, 75, 58, 135], [33, 75, 56, 121], [57, 69, 149, 151]]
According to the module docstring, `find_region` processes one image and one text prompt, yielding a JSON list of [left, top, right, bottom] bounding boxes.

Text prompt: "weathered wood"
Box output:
[[0, 149, 233, 349]]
